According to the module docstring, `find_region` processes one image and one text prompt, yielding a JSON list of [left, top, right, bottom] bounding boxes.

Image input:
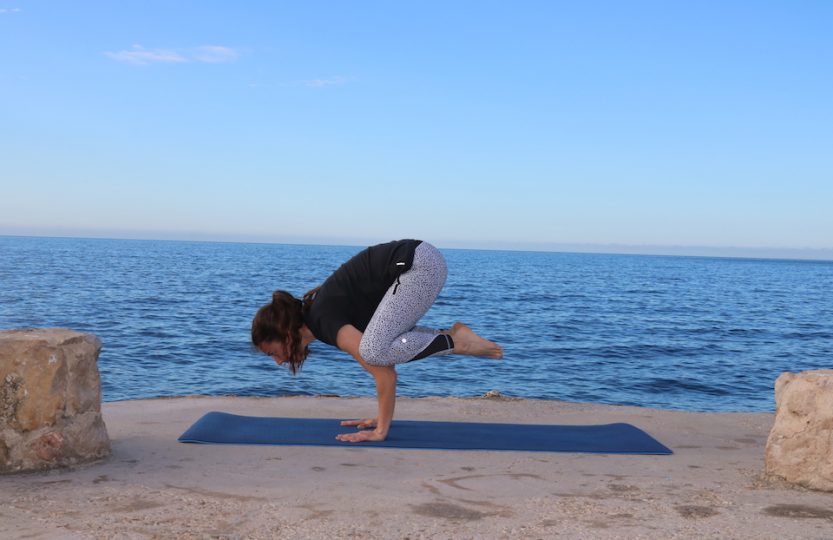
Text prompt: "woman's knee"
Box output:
[[359, 338, 390, 366]]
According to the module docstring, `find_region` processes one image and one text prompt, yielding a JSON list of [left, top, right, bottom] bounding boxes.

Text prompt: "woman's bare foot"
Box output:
[[449, 322, 503, 359]]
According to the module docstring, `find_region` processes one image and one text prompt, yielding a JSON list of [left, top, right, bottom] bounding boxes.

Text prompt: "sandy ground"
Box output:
[[2, 395, 833, 539]]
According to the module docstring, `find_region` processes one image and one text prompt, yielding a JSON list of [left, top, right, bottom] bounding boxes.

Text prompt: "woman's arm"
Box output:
[[334, 324, 396, 442]]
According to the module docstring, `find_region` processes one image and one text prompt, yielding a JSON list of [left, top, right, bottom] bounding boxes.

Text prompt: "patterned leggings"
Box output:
[[358, 242, 454, 366]]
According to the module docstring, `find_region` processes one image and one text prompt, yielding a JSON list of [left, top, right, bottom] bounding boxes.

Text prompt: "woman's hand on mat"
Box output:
[[340, 417, 377, 429], [335, 429, 386, 443]]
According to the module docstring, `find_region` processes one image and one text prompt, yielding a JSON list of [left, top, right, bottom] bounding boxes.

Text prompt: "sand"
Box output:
[[2, 395, 832, 539]]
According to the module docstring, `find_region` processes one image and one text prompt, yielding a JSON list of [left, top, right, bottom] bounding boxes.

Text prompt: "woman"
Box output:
[[251, 239, 503, 443]]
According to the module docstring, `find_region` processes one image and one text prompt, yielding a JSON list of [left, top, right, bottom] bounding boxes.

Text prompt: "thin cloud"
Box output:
[[192, 45, 238, 64], [105, 45, 186, 65], [0, 7, 22, 13], [302, 76, 349, 88], [105, 44, 240, 65]]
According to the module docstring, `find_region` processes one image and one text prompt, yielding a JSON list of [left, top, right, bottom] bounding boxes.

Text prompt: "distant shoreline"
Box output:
[[3, 233, 833, 263]]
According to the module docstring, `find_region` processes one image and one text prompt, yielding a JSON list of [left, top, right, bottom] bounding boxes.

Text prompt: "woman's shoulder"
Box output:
[[304, 290, 348, 346]]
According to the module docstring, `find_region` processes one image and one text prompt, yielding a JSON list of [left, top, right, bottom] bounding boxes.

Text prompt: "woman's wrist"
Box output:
[[374, 421, 390, 437]]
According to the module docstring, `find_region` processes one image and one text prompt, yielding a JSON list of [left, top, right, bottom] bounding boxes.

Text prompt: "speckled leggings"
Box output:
[[358, 242, 453, 366]]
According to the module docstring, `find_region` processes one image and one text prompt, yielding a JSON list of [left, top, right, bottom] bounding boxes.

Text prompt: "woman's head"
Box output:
[[251, 290, 308, 373]]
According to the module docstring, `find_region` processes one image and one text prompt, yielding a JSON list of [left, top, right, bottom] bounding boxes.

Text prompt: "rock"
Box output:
[[0, 328, 110, 474], [765, 370, 833, 492], [479, 390, 520, 401]]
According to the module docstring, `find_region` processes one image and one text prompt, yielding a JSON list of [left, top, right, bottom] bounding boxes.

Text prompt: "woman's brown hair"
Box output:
[[251, 287, 320, 374]]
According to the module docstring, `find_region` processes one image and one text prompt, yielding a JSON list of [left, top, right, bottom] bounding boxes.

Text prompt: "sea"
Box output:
[[1, 236, 831, 413]]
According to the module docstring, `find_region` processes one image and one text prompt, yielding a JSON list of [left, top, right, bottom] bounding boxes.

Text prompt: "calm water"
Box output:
[[1, 236, 831, 412]]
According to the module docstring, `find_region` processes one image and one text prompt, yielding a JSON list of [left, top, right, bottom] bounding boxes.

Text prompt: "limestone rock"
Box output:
[[0, 328, 110, 473], [765, 370, 833, 491]]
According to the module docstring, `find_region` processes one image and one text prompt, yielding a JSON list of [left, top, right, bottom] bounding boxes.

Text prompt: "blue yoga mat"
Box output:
[[178, 412, 672, 454]]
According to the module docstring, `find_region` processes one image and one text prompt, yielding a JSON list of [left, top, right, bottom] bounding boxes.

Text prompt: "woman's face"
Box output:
[[259, 340, 290, 366]]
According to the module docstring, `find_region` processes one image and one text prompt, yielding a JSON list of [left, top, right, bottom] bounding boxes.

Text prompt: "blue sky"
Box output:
[[2, 1, 831, 258]]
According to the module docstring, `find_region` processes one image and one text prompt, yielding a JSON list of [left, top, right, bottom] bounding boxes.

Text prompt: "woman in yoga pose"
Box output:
[[251, 239, 503, 443]]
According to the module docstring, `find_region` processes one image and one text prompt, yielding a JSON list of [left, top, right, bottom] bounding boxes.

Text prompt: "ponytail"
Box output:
[[302, 286, 321, 316]]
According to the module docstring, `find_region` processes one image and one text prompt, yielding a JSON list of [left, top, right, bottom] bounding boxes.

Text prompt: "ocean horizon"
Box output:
[[2, 232, 832, 263]]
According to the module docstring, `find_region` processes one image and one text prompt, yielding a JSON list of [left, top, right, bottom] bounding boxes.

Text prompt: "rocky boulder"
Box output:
[[765, 370, 833, 492], [1, 328, 110, 473]]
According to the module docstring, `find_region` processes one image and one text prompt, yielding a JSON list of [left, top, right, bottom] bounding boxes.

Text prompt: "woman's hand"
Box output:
[[335, 429, 386, 443], [337, 418, 384, 442], [340, 418, 377, 429]]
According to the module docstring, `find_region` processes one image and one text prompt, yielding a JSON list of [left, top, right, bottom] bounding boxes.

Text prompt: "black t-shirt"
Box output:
[[305, 239, 423, 346]]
